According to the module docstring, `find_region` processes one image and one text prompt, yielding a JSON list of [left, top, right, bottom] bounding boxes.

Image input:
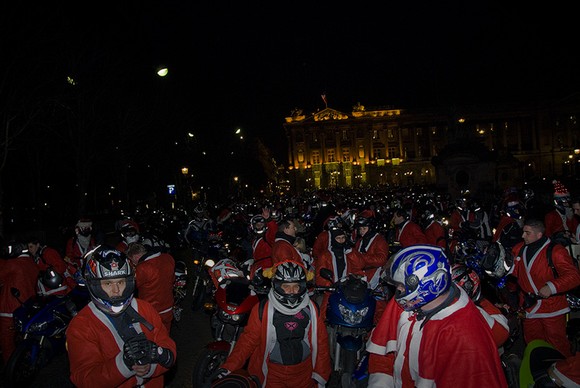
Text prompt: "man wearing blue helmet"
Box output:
[[366, 244, 507, 387]]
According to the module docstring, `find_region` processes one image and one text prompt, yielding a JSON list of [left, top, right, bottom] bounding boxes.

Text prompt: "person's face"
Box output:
[[392, 214, 405, 224], [522, 225, 542, 245], [100, 278, 127, 298], [27, 242, 40, 256], [281, 282, 301, 294], [334, 235, 346, 244], [358, 225, 369, 237], [254, 222, 265, 232], [573, 202, 580, 217], [284, 221, 297, 237]]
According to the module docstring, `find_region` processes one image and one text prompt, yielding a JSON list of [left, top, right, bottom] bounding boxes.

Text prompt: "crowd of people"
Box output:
[[1, 178, 580, 387]]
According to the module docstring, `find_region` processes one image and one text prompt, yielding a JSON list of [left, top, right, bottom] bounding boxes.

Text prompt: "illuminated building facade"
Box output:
[[282, 98, 580, 198]]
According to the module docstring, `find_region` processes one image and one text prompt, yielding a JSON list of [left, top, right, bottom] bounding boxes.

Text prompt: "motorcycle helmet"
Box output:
[[481, 241, 512, 279], [250, 215, 267, 235], [39, 267, 64, 289], [552, 180, 570, 210], [387, 244, 451, 311], [76, 219, 93, 237], [354, 210, 375, 230], [451, 263, 481, 301], [120, 219, 140, 244], [504, 197, 525, 220], [84, 245, 135, 315], [271, 261, 307, 309], [3, 241, 27, 258]]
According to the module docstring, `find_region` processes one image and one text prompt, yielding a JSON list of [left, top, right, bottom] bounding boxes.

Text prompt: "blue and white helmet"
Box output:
[[387, 244, 451, 311], [84, 245, 135, 315]]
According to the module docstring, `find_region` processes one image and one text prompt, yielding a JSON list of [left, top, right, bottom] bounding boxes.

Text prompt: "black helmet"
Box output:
[[272, 261, 307, 309], [84, 245, 135, 315], [481, 241, 512, 279], [4, 241, 27, 258], [39, 267, 64, 289]]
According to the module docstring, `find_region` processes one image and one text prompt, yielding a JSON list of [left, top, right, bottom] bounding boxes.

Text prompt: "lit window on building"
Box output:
[[327, 149, 335, 162], [358, 145, 365, 159], [297, 149, 304, 163], [342, 148, 350, 162], [312, 150, 320, 164]]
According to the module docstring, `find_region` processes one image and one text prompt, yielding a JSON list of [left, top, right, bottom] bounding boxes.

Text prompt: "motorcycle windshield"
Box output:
[[225, 278, 251, 305]]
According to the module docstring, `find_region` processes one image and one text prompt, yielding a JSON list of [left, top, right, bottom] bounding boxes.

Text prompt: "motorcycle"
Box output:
[[5, 285, 89, 386], [192, 258, 260, 388], [173, 260, 188, 323], [190, 232, 228, 311], [316, 268, 378, 388]]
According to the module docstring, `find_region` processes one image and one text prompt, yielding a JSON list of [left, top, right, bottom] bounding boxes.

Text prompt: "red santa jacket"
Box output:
[[553, 352, 580, 386], [477, 298, 510, 349], [134, 251, 175, 326], [424, 220, 448, 249], [66, 298, 176, 388], [312, 230, 330, 261], [509, 239, 580, 318], [0, 255, 39, 317], [35, 246, 77, 294], [221, 298, 330, 387], [366, 287, 507, 387], [544, 209, 578, 238], [493, 216, 517, 242], [395, 220, 428, 248], [315, 248, 359, 287], [350, 232, 389, 290], [65, 236, 96, 268], [271, 236, 304, 266]]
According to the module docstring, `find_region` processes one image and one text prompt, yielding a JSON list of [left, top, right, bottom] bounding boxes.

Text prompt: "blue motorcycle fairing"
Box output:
[[326, 289, 376, 328]]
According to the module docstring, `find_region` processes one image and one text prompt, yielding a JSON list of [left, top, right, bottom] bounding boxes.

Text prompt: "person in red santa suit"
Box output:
[[28, 236, 77, 295], [391, 207, 428, 248], [0, 241, 39, 364], [509, 218, 580, 358], [348, 210, 389, 322], [493, 195, 525, 250], [366, 244, 508, 388], [216, 261, 330, 387], [420, 206, 448, 250], [126, 243, 175, 333], [248, 209, 278, 280], [116, 219, 142, 254], [66, 246, 176, 388], [315, 228, 360, 320], [65, 218, 97, 270], [311, 215, 343, 262], [451, 263, 510, 350], [271, 218, 305, 266], [544, 180, 578, 243]]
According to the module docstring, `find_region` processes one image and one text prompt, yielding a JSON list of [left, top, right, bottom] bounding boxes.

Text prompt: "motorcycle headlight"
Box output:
[[29, 320, 48, 333], [205, 259, 216, 268], [218, 308, 242, 323], [338, 304, 369, 325]]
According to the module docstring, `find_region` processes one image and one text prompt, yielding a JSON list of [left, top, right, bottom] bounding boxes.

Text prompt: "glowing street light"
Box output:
[[157, 67, 169, 77]]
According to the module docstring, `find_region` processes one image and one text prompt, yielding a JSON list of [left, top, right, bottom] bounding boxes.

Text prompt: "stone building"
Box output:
[[282, 95, 580, 200]]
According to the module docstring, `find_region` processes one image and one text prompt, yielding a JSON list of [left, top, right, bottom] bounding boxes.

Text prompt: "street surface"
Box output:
[[7, 247, 212, 388]]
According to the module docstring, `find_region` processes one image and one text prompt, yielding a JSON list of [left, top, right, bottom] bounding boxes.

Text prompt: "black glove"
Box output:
[[123, 333, 156, 367], [152, 345, 175, 368]]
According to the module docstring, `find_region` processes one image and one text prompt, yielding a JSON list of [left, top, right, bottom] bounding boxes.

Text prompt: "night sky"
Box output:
[[1, 1, 579, 222]]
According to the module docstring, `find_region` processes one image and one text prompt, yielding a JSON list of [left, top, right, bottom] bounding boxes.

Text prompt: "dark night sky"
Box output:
[[6, 1, 580, 160], [2, 1, 580, 217]]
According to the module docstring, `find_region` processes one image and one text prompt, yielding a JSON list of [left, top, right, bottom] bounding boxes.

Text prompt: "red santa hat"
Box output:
[[552, 180, 570, 198]]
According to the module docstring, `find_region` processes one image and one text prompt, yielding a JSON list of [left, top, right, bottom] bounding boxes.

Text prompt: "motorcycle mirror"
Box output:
[[10, 287, 20, 299], [320, 268, 333, 282]]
